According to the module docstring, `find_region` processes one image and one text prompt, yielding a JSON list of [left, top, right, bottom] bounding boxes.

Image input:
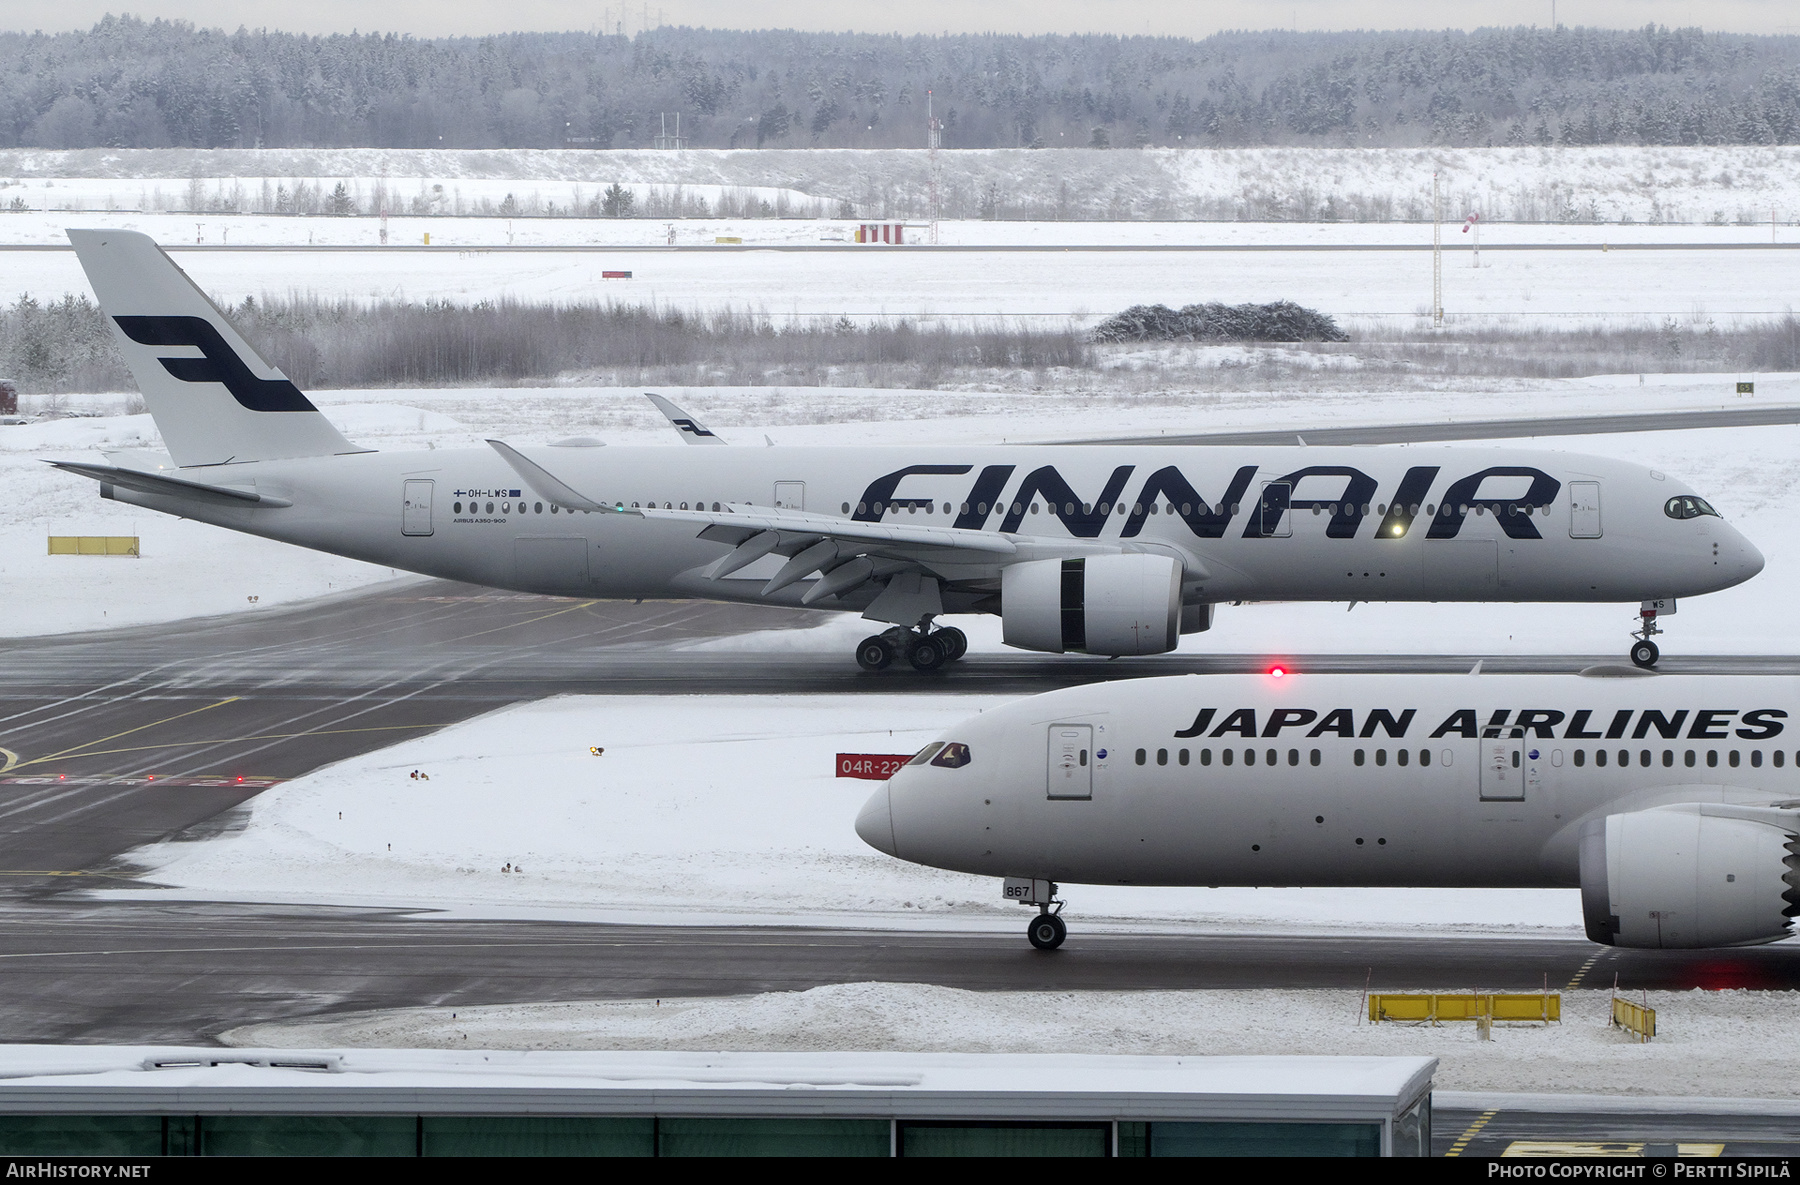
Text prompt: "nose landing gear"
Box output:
[[1630, 604, 1664, 669], [1005, 877, 1067, 950], [854, 623, 969, 672]]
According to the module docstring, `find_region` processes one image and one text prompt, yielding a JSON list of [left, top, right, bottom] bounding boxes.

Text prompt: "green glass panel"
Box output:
[[422, 1116, 653, 1157], [1149, 1121, 1381, 1157], [657, 1117, 889, 1157], [0, 1116, 164, 1156], [1117, 1121, 1147, 1157], [899, 1122, 1109, 1157], [165, 1116, 196, 1157], [199, 1115, 417, 1157]]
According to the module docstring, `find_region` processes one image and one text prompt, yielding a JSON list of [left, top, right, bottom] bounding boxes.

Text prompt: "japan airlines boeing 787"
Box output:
[[859, 669, 1800, 950]]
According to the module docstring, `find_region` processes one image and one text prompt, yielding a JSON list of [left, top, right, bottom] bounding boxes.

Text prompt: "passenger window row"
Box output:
[[454, 500, 559, 515], [1135, 748, 1326, 768], [1125, 746, 1793, 773], [1567, 748, 1783, 769]]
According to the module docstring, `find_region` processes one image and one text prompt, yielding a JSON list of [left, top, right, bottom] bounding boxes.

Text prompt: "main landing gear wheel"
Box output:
[[1027, 912, 1067, 951], [936, 626, 968, 662], [908, 634, 947, 672], [855, 636, 895, 671], [1631, 639, 1660, 669]]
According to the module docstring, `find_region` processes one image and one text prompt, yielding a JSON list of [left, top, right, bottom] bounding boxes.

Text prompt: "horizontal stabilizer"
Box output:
[[47, 460, 292, 507]]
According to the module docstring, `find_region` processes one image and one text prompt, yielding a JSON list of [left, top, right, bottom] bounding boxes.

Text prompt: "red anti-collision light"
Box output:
[[1269, 666, 1287, 678]]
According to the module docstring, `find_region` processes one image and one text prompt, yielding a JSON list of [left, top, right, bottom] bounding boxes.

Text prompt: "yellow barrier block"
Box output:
[[1611, 996, 1656, 1042], [48, 536, 139, 557], [1369, 992, 1560, 1024], [714, 236, 743, 244]]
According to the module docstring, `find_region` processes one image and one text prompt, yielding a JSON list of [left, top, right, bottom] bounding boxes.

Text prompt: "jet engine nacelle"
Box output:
[[1000, 554, 1181, 656], [1579, 808, 1799, 948]]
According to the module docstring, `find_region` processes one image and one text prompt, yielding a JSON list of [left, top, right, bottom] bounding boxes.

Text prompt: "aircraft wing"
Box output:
[[487, 439, 1155, 604]]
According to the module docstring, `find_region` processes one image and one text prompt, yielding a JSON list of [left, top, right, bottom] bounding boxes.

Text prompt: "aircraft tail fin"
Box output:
[[646, 393, 727, 445], [67, 229, 365, 467]]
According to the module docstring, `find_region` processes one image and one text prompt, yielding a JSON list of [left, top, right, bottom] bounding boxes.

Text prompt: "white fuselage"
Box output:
[[862, 672, 1800, 888], [100, 443, 1761, 618]]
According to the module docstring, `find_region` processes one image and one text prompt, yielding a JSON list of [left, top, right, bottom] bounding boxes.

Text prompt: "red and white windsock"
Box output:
[[1462, 212, 1481, 233]]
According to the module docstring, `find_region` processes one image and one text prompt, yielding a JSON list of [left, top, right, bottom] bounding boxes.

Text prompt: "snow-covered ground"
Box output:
[[3, 144, 1795, 225], [110, 687, 1589, 934], [217, 981, 1800, 1100]]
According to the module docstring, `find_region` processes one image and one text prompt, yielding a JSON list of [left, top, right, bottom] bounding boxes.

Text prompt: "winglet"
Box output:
[[486, 440, 612, 512], [646, 393, 727, 445], [1469, 659, 1483, 676]]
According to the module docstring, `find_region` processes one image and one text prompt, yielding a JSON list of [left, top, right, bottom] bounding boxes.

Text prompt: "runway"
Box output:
[[1, 900, 1796, 1044]]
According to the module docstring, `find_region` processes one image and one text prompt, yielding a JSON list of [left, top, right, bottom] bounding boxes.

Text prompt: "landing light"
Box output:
[[1391, 524, 1405, 536]]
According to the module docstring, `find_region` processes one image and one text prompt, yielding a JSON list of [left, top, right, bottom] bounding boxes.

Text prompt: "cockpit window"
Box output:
[[929, 742, 972, 769], [1664, 495, 1720, 520], [907, 742, 946, 767]]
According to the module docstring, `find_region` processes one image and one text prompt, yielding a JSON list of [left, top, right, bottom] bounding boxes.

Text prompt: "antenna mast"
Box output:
[[1432, 171, 1444, 329], [927, 89, 942, 246]]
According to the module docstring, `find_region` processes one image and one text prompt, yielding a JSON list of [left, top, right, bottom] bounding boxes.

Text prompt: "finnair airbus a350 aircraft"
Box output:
[[55, 230, 1762, 669], [857, 669, 1800, 950]]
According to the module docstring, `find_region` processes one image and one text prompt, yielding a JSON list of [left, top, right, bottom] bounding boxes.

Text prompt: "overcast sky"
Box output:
[[3, 2, 1796, 38]]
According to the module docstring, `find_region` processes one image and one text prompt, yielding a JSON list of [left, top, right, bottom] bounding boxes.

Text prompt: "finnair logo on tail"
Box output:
[[670, 418, 716, 438], [114, 315, 316, 413]]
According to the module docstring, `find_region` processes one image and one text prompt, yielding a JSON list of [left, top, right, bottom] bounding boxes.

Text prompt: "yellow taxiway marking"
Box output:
[[1504, 1142, 1724, 1157], [0, 748, 17, 775], [1567, 949, 1605, 990], [449, 599, 599, 642], [1506, 1142, 1643, 1157], [10, 697, 242, 771], [1446, 1109, 1498, 1157]]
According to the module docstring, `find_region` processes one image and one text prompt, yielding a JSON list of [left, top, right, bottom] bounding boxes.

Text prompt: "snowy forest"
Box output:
[[2, 19, 1799, 152]]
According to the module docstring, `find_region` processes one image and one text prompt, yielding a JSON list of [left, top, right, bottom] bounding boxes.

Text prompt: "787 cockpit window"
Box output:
[[929, 743, 972, 769]]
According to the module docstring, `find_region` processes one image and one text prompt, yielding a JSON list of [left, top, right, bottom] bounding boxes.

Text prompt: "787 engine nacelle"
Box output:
[[1580, 806, 1800, 949], [1000, 554, 1182, 656]]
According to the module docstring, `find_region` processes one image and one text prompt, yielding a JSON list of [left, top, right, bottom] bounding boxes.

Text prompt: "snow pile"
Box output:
[[119, 690, 1584, 933], [217, 981, 1800, 1099]]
